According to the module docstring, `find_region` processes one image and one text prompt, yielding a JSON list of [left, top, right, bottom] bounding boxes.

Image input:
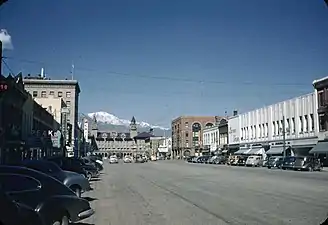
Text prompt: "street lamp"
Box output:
[[279, 116, 290, 158]]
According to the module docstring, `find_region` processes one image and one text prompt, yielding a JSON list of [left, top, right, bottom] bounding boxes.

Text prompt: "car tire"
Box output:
[[52, 214, 69, 225], [87, 172, 92, 181]]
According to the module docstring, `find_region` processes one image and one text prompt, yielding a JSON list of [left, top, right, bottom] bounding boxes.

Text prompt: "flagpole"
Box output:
[[71, 62, 74, 80]]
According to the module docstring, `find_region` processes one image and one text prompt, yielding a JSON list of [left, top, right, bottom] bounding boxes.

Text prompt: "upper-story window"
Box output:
[[41, 91, 46, 98], [318, 90, 324, 107]]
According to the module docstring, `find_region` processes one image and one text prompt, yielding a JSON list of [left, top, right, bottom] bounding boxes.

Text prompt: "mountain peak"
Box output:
[[87, 111, 169, 130]]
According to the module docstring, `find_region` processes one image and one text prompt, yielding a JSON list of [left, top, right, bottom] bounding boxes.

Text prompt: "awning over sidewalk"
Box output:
[[234, 148, 251, 155], [266, 146, 285, 155], [247, 147, 265, 155], [309, 141, 328, 154]]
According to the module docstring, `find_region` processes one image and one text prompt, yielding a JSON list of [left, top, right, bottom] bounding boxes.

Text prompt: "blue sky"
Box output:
[[1, 0, 328, 127]]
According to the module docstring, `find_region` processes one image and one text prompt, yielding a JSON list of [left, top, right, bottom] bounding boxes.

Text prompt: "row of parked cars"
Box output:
[[187, 155, 323, 171], [0, 154, 103, 225], [108, 155, 149, 164]]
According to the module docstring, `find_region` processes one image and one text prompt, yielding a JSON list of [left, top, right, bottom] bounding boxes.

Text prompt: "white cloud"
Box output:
[[0, 29, 13, 50]]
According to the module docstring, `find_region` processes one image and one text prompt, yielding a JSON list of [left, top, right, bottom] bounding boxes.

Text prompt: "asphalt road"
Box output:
[[81, 161, 328, 225]]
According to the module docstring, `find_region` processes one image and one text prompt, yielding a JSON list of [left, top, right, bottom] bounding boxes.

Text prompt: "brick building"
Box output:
[[171, 116, 218, 159]]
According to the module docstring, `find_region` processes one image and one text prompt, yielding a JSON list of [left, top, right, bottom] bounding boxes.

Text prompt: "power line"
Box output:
[[2, 58, 15, 75], [3, 56, 311, 87]]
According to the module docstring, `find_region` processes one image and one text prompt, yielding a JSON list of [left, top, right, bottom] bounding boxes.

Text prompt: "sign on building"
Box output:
[[51, 130, 62, 148]]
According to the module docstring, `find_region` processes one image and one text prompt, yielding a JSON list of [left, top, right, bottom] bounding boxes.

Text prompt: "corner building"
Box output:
[[171, 116, 217, 159]]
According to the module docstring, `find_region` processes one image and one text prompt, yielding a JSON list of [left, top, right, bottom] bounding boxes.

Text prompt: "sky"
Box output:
[[0, 0, 328, 127]]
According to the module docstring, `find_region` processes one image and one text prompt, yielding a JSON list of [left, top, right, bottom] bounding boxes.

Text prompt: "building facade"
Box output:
[[171, 116, 217, 158], [231, 92, 318, 156], [158, 137, 171, 158], [203, 126, 219, 153], [0, 74, 60, 164], [23, 74, 80, 157], [91, 116, 154, 158], [309, 77, 328, 164]]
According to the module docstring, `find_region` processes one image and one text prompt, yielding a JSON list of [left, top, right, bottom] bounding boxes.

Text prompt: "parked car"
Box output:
[[282, 156, 322, 171], [18, 160, 91, 197], [47, 157, 98, 180], [0, 189, 43, 225], [82, 157, 103, 171], [109, 155, 119, 164], [245, 155, 263, 167], [123, 156, 132, 163], [135, 156, 145, 163], [267, 156, 284, 169], [0, 166, 94, 225]]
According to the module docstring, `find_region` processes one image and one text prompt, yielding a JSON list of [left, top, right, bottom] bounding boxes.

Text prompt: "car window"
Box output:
[[0, 174, 41, 192]]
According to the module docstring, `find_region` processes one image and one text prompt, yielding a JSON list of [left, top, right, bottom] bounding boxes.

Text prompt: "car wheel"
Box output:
[[87, 172, 92, 181], [52, 214, 69, 225]]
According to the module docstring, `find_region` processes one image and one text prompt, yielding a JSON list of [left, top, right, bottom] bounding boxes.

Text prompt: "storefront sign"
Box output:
[[51, 130, 61, 148], [31, 130, 49, 137]]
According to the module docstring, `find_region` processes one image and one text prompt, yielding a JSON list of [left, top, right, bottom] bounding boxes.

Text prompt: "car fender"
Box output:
[[36, 195, 92, 223]]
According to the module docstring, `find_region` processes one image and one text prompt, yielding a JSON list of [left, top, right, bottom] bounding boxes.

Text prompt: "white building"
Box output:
[[230, 92, 318, 156], [203, 126, 219, 152], [158, 137, 172, 155]]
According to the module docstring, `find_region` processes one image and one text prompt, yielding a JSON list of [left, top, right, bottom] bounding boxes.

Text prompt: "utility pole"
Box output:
[[282, 116, 286, 158], [0, 41, 2, 76]]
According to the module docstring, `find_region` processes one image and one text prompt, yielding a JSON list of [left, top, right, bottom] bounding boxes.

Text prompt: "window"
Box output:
[[66, 101, 71, 108], [277, 121, 280, 135], [310, 114, 314, 131], [299, 116, 303, 133], [0, 174, 41, 192], [66, 92, 71, 98], [272, 121, 276, 136], [58, 91, 63, 97], [304, 115, 308, 132], [319, 114, 326, 131], [292, 117, 295, 133], [185, 140, 189, 147], [185, 122, 188, 128], [185, 132, 188, 137], [41, 91, 46, 98], [318, 91, 325, 107], [286, 119, 290, 134], [32, 91, 38, 97], [49, 91, 54, 96], [265, 123, 268, 137]]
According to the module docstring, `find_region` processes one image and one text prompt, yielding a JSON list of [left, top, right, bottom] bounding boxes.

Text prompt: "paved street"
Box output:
[[82, 161, 328, 225]]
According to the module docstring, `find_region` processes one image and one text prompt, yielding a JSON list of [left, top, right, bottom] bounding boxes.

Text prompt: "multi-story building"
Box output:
[[34, 97, 66, 130], [230, 92, 318, 156], [157, 137, 172, 158], [23, 72, 81, 157], [309, 77, 328, 163], [171, 116, 217, 158], [203, 125, 219, 153], [91, 116, 154, 158], [0, 74, 59, 163]]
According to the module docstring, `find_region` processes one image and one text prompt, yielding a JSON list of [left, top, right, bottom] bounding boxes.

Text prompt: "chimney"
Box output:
[[233, 110, 238, 116], [149, 128, 154, 135]]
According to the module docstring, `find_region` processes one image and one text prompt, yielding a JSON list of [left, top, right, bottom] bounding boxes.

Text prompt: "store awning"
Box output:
[[309, 141, 328, 154], [266, 146, 284, 155], [234, 148, 251, 155], [247, 147, 265, 155]]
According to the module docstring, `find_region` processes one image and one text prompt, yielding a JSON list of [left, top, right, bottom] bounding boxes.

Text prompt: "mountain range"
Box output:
[[84, 111, 171, 137]]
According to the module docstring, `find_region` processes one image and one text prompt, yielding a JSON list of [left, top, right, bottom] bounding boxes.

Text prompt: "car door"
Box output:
[[0, 174, 42, 208]]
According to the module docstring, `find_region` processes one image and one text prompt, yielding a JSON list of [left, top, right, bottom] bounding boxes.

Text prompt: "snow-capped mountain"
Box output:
[[87, 111, 169, 130]]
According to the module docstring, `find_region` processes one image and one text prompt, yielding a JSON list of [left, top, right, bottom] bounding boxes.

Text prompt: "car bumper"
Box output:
[[78, 208, 95, 220]]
